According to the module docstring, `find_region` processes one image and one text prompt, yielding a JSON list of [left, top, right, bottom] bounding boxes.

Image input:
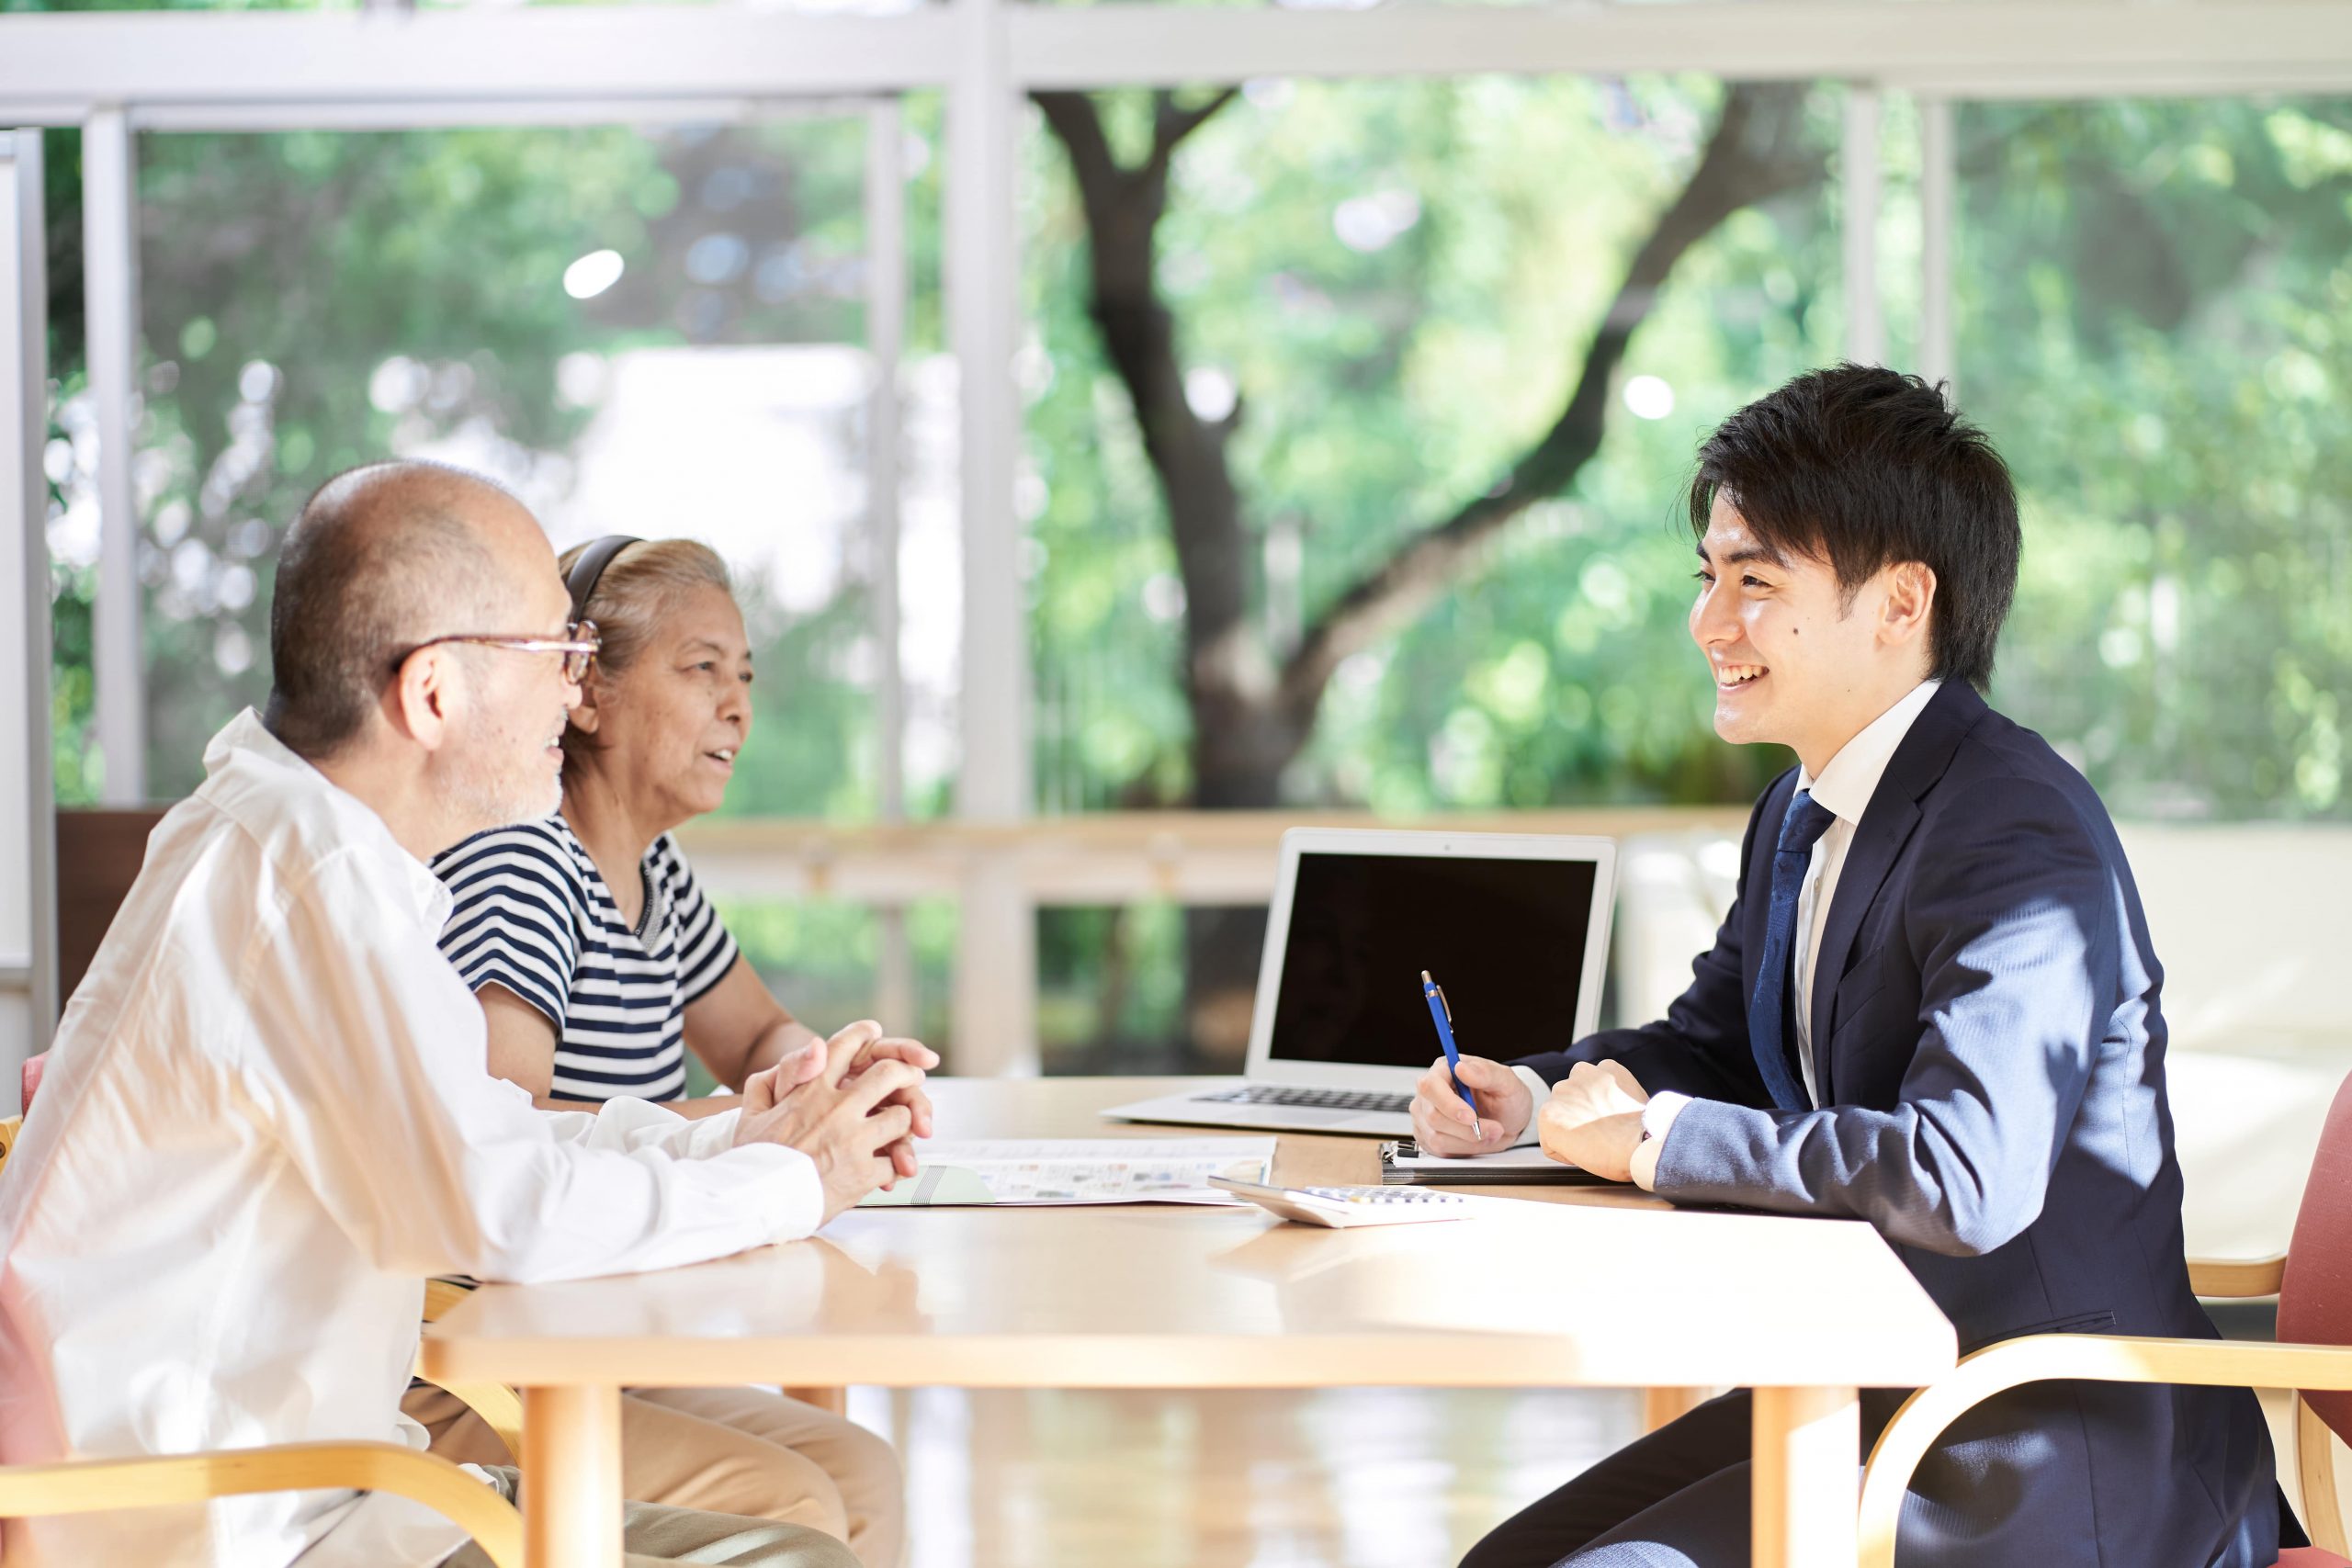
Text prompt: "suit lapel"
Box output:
[[1807, 798, 1919, 1102], [1805, 682, 1987, 1100]]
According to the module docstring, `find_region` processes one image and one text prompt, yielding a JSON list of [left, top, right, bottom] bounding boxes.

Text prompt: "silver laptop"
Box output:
[[1102, 828, 1616, 1136]]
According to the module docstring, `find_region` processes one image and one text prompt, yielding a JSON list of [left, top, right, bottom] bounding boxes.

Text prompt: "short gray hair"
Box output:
[[264, 460, 508, 760]]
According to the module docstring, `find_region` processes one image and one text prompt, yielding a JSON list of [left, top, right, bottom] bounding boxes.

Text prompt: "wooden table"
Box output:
[[420, 1077, 1955, 1568]]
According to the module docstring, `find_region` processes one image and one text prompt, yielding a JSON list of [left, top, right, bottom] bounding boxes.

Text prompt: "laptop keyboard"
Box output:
[[1194, 1085, 1413, 1114]]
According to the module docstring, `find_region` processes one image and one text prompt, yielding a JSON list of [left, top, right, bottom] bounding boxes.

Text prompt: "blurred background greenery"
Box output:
[[29, 78, 2352, 1069]]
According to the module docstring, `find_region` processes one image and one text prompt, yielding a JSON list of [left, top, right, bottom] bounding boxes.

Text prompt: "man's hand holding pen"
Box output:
[[1408, 1055, 1533, 1155]]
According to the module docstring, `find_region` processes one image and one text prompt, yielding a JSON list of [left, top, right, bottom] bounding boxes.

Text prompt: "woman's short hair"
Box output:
[[556, 537, 737, 767]]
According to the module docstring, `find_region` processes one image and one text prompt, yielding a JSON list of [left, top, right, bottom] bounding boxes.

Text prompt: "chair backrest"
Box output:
[[2278, 1067, 2352, 1441], [55, 808, 170, 1004], [21, 1049, 44, 1114]]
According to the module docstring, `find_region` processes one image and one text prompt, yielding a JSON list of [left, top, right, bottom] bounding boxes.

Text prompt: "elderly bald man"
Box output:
[[0, 461, 911, 1568]]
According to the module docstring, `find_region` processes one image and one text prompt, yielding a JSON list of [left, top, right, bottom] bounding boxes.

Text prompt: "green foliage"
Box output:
[[38, 103, 955, 1025], [46, 115, 896, 803], [1958, 98, 2352, 818], [1026, 76, 1838, 814], [1027, 84, 2352, 824], [717, 894, 959, 1055], [718, 588, 877, 821], [47, 561, 98, 804], [1035, 903, 1189, 1068], [123, 126, 639, 794], [30, 75, 2352, 1059]]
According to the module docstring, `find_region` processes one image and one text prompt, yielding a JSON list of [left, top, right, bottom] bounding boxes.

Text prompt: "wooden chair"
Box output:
[[0, 1440, 523, 1567], [0, 1117, 524, 1566], [1860, 1070, 2352, 1568], [419, 1279, 528, 1461]]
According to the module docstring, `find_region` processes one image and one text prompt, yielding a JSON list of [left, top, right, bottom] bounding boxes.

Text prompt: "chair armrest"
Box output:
[[0, 1440, 521, 1568], [423, 1278, 475, 1323], [417, 1280, 524, 1461], [2188, 1255, 2288, 1297], [414, 1370, 527, 1463], [1860, 1334, 2352, 1568]]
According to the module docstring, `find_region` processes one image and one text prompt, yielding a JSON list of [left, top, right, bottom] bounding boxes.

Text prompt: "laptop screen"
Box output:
[[1266, 850, 1600, 1070]]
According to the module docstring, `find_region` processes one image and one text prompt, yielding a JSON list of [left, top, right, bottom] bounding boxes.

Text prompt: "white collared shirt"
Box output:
[[1786, 677, 1942, 1105], [0, 711, 821, 1568], [1520, 680, 1942, 1186]]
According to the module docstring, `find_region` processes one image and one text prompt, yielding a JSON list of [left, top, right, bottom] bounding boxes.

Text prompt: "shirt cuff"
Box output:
[[556, 1100, 826, 1245], [1629, 1091, 1692, 1192], [680, 1107, 744, 1161], [1510, 1066, 1552, 1145], [728, 1145, 826, 1243], [686, 1113, 824, 1241], [571, 1096, 742, 1162], [664, 1140, 827, 1245]]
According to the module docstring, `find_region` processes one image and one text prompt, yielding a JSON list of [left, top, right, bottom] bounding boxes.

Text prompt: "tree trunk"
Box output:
[[1035, 84, 1828, 1066]]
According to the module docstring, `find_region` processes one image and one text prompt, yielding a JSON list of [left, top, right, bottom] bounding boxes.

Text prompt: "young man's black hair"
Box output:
[[1685, 363, 2020, 692]]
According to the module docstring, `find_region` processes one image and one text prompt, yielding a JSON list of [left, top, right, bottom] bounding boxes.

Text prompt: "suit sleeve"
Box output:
[[1646, 778, 2115, 1258], [1509, 786, 1774, 1107]]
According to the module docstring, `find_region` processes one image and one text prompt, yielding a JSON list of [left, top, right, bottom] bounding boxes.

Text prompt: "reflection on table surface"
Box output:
[[874, 1383, 1640, 1568], [424, 1077, 1953, 1393]]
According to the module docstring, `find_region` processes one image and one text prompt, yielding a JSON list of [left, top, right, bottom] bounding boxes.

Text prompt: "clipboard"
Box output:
[[1377, 1137, 1610, 1187]]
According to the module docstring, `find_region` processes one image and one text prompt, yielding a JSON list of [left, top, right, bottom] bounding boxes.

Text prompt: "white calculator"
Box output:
[[1208, 1175, 1476, 1228]]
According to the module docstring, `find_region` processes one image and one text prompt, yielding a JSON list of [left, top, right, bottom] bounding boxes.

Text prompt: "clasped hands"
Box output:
[[733, 1020, 938, 1221], [1408, 1054, 1653, 1183]]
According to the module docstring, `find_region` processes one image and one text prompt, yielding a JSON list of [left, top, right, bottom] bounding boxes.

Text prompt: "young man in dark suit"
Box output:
[[1414, 366, 2282, 1568]]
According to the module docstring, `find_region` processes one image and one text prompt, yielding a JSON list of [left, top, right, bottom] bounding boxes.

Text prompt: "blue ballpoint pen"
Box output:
[[1420, 970, 1485, 1143]]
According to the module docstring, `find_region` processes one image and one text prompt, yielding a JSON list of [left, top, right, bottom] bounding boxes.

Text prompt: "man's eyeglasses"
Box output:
[[401, 620, 601, 683]]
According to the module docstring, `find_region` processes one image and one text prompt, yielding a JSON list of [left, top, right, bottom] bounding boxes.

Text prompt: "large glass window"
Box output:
[[50, 76, 2348, 1071], [41, 110, 953, 816], [1023, 77, 1844, 1066], [1958, 96, 2352, 819], [37, 107, 956, 1041]]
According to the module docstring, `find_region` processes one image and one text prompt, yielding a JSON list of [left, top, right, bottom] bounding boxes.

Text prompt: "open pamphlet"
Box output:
[[860, 1137, 1278, 1208], [1377, 1137, 1607, 1186]]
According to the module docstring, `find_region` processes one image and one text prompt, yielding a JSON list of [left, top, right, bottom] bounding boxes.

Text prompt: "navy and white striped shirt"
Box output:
[[433, 816, 740, 1102]]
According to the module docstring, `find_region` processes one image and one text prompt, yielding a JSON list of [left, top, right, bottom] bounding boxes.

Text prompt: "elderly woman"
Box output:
[[409, 536, 923, 1568]]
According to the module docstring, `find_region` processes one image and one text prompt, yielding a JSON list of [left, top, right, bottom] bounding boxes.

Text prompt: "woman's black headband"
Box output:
[[564, 534, 642, 624]]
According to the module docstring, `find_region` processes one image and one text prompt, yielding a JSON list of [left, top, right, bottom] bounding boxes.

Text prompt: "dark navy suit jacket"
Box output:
[[1515, 681, 2278, 1568]]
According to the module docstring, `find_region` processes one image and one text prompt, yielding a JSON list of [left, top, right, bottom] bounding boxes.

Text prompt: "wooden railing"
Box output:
[[49, 806, 1750, 1077], [678, 807, 1751, 1074], [676, 806, 1749, 902]]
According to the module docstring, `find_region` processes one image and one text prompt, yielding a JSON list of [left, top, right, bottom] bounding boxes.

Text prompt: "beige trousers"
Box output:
[[442, 1463, 859, 1568], [404, 1384, 906, 1568]]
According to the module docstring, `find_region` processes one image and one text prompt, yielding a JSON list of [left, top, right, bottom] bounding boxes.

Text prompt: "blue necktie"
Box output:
[[1747, 788, 1838, 1112]]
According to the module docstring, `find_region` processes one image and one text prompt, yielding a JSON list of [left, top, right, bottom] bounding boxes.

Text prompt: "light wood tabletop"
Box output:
[[420, 1077, 1956, 1568]]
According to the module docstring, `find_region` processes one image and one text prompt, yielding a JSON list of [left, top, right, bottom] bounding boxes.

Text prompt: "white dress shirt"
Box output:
[[1516, 680, 1942, 1187], [0, 711, 822, 1568], [1784, 677, 1942, 1105]]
